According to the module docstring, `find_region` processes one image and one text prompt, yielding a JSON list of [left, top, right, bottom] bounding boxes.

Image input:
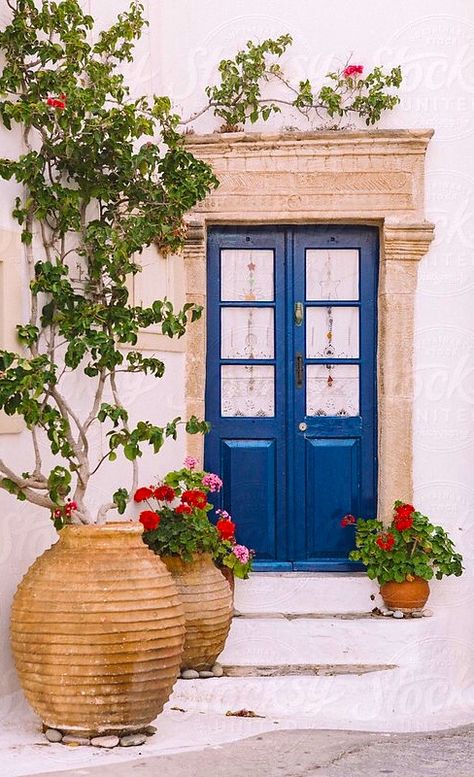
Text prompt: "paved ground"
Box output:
[[23, 725, 474, 777]]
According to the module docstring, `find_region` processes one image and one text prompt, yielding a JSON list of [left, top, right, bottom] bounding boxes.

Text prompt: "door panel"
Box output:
[[221, 439, 277, 560], [205, 225, 378, 570], [303, 436, 361, 564], [206, 229, 288, 563]]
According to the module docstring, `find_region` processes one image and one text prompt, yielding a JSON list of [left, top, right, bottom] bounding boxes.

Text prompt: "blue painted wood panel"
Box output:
[[221, 439, 277, 559], [205, 225, 378, 570], [304, 437, 360, 560]]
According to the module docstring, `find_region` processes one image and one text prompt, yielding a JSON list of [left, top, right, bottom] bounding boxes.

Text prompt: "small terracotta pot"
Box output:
[[11, 522, 185, 736], [380, 576, 430, 613], [162, 553, 233, 670]]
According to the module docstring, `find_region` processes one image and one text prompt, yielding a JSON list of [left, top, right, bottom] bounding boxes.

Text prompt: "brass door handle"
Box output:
[[294, 302, 303, 326]]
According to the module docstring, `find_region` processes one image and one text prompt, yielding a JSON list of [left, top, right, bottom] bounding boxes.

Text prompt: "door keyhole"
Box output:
[[296, 352, 304, 388]]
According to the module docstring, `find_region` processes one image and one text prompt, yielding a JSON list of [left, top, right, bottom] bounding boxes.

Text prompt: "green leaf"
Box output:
[[113, 487, 128, 514]]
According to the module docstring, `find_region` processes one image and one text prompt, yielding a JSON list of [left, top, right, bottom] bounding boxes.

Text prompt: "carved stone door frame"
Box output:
[[182, 130, 434, 520]]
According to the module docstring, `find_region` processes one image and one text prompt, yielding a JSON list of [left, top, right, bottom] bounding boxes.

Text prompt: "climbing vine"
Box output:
[[0, 1, 402, 525]]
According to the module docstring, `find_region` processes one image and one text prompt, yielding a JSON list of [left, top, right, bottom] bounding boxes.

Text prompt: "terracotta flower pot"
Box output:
[[162, 553, 233, 670], [218, 564, 235, 598], [380, 576, 430, 613], [10, 522, 185, 736]]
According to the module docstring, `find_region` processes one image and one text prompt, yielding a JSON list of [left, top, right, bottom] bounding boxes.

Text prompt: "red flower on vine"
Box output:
[[376, 532, 395, 551], [343, 65, 363, 78], [139, 510, 160, 531], [46, 94, 67, 109]]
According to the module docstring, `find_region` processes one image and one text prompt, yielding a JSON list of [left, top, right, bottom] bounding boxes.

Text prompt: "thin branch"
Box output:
[[89, 450, 111, 477], [49, 386, 89, 479], [179, 101, 218, 126], [0, 459, 53, 509], [31, 427, 45, 479], [83, 368, 106, 433], [96, 501, 116, 524], [110, 370, 138, 497]]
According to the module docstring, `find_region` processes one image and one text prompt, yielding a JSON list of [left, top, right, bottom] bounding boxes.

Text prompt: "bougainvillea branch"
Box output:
[[0, 1, 403, 526], [0, 0, 216, 524], [180, 36, 402, 131]]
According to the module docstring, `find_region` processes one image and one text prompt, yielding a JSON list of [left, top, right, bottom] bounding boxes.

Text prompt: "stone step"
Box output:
[[167, 668, 410, 730], [219, 613, 433, 666], [234, 573, 381, 615], [220, 663, 396, 677]]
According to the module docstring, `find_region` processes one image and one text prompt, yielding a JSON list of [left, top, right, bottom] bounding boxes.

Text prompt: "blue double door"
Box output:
[[205, 225, 378, 570]]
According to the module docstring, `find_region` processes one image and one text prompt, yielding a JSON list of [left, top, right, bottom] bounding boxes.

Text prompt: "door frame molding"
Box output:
[[181, 129, 434, 522]]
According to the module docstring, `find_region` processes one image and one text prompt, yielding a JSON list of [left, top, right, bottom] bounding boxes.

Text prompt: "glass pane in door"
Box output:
[[306, 249, 359, 300], [306, 306, 359, 359], [221, 364, 275, 417], [221, 307, 274, 359], [306, 364, 359, 416], [221, 249, 274, 301]]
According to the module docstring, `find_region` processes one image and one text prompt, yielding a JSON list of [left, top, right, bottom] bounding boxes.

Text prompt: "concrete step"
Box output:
[[234, 573, 381, 615], [218, 614, 433, 666], [167, 667, 411, 731]]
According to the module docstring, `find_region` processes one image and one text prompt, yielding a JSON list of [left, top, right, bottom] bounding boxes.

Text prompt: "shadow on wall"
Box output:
[[0, 499, 56, 710]]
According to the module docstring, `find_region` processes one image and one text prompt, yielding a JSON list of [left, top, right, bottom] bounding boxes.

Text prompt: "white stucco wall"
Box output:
[[0, 0, 473, 727]]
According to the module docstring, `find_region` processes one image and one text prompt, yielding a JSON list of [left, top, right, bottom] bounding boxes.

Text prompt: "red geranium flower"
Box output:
[[343, 65, 364, 78], [376, 532, 395, 551], [393, 514, 414, 532], [154, 484, 176, 502], [341, 514, 356, 527], [175, 503, 192, 515], [182, 489, 208, 509], [216, 518, 236, 541], [395, 503, 415, 520], [139, 510, 160, 531], [134, 486, 154, 503]]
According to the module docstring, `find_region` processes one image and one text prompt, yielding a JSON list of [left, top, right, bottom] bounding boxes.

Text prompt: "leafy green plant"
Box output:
[[344, 502, 463, 585], [182, 42, 402, 131], [213, 530, 254, 580], [0, 1, 403, 527], [136, 459, 254, 575], [0, 0, 216, 524]]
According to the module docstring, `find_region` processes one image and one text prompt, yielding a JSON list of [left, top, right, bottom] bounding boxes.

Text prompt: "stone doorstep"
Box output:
[[233, 573, 382, 615], [219, 612, 433, 667], [168, 669, 410, 724], [234, 611, 379, 620], [220, 663, 397, 677]]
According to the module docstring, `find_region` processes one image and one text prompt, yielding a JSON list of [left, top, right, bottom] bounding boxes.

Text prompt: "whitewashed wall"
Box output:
[[1, 0, 474, 724]]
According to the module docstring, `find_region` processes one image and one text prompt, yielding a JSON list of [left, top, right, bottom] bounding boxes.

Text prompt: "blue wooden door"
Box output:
[[205, 226, 378, 570]]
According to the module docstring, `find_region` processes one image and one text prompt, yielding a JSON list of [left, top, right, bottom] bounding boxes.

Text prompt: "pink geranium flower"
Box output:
[[202, 472, 223, 492], [232, 544, 250, 564]]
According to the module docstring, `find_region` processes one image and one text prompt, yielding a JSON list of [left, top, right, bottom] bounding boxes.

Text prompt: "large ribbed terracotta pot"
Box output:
[[162, 553, 233, 670], [380, 576, 430, 613], [218, 565, 235, 599], [10, 522, 185, 736]]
